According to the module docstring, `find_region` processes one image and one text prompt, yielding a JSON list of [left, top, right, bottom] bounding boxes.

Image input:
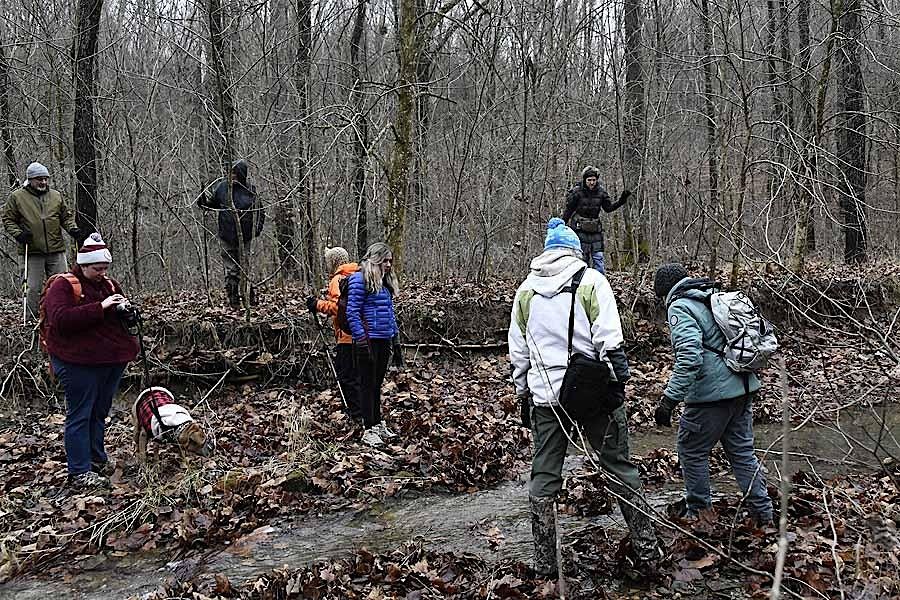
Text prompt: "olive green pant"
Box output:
[[530, 404, 642, 497], [529, 403, 658, 558]]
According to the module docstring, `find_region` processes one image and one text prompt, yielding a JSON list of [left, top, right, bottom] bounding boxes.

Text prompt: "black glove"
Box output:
[[654, 395, 678, 427], [518, 393, 532, 428], [305, 296, 318, 314], [608, 381, 626, 408], [15, 230, 30, 245], [391, 335, 404, 368], [67, 228, 81, 240], [618, 189, 632, 204]]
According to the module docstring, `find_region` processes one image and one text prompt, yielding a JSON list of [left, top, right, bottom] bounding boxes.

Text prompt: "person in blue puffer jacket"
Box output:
[[346, 242, 403, 446], [652, 263, 773, 526]]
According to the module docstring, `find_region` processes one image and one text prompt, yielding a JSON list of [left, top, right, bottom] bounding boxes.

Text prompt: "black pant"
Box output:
[[355, 339, 390, 427], [335, 344, 362, 420]]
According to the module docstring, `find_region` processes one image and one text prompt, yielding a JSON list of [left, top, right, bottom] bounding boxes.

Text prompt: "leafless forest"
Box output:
[[0, 0, 899, 294]]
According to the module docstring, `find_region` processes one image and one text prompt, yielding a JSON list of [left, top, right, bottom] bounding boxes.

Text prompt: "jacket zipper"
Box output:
[[40, 195, 48, 254]]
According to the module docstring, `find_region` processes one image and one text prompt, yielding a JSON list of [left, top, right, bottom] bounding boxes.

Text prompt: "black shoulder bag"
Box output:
[[558, 267, 621, 422]]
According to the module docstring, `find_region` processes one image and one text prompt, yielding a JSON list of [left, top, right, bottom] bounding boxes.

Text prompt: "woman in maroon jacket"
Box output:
[[43, 233, 138, 489]]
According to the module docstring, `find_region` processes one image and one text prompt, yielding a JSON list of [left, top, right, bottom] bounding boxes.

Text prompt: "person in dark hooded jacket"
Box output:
[[561, 165, 630, 274], [198, 160, 265, 307]]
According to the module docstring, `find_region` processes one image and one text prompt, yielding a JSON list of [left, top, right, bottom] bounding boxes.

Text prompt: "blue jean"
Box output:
[[579, 242, 605, 274], [51, 356, 127, 476], [677, 395, 772, 519]]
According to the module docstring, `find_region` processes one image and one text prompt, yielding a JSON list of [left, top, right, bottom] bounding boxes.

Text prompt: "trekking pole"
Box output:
[[21, 243, 28, 325], [310, 311, 350, 412]]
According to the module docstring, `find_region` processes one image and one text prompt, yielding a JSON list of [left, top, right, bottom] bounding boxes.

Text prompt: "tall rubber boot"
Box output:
[[619, 495, 661, 578], [225, 277, 241, 308], [530, 495, 558, 577]]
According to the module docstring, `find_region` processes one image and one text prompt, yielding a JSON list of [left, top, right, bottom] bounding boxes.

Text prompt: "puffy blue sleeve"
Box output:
[[346, 272, 367, 341]]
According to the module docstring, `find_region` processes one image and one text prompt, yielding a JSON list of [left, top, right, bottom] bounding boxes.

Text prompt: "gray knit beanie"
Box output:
[[324, 246, 351, 275], [25, 162, 50, 180], [653, 263, 689, 299]]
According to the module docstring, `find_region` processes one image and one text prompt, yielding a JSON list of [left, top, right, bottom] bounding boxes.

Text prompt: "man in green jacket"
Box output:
[[2, 162, 79, 319], [652, 263, 773, 526]]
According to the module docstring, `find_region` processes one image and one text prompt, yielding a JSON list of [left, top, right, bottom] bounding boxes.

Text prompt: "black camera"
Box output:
[[116, 302, 141, 333]]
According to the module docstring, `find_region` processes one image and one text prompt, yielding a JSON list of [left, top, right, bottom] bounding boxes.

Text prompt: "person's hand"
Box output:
[[15, 230, 30, 245], [353, 338, 370, 360], [618, 189, 631, 204], [391, 335, 404, 368], [101, 294, 127, 310], [305, 296, 318, 314], [67, 228, 81, 240], [518, 392, 532, 428], [608, 381, 626, 408], [654, 395, 678, 427]]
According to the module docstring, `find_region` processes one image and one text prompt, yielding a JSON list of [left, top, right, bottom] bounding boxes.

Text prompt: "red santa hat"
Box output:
[[76, 232, 113, 265]]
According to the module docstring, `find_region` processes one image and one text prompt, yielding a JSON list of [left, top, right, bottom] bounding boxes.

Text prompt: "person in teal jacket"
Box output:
[[652, 263, 773, 525]]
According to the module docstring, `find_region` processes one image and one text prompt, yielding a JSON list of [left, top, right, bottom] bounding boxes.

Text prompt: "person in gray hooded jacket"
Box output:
[[653, 263, 773, 525]]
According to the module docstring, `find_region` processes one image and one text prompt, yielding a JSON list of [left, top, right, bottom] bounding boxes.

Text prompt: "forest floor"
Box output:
[[0, 262, 898, 599]]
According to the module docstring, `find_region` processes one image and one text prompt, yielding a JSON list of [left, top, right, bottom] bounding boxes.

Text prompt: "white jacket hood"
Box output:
[[524, 249, 586, 297], [508, 256, 625, 407]]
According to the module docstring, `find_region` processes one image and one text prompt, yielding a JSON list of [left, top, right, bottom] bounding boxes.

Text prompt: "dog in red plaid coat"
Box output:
[[131, 387, 213, 462]]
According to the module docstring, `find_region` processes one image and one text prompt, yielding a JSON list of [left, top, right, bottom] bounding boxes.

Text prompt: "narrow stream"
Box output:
[[2, 406, 898, 600]]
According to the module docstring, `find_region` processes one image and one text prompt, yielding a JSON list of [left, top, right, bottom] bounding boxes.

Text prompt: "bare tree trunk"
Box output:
[[350, 0, 369, 258], [790, 0, 815, 271], [765, 0, 787, 207], [0, 42, 17, 189], [697, 0, 720, 277], [72, 0, 104, 236], [385, 0, 417, 269], [207, 0, 246, 311], [622, 0, 648, 265], [836, 0, 868, 263], [295, 0, 317, 284], [124, 116, 142, 288]]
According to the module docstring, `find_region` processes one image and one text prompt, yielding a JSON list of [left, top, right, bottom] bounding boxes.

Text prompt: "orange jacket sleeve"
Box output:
[[316, 273, 341, 316]]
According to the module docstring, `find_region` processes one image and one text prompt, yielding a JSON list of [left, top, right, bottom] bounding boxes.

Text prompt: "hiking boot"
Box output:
[[751, 513, 774, 529], [69, 471, 111, 490], [530, 495, 558, 578], [362, 429, 384, 447], [374, 423, 396, 439], [622, 548, 662, 582], [91, 461, 115, 477]]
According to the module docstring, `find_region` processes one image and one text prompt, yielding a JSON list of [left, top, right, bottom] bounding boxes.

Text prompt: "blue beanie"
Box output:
[[544, 217, 581, 251]]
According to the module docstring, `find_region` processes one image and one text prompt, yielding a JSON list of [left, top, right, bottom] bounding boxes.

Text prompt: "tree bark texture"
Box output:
[[622, 0, 648, 264], [350, 0, 369, 258], [698, 0, 721, 277], [0, 42, 16, 188], [72, 0, 104, 236], [385, 0, 417, 269], [836, 0, 868, 263], [295, 0, 317, 284]]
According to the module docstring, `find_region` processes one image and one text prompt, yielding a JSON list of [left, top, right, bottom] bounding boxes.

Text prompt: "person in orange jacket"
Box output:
[[306, 247, 362, 423]]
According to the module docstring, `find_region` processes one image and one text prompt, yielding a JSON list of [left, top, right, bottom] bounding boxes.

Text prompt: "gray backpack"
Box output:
[[706, 291, 778, 372]]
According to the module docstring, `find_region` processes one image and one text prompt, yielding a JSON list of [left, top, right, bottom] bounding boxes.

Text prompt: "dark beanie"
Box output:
[[654, 263, 689, 299]]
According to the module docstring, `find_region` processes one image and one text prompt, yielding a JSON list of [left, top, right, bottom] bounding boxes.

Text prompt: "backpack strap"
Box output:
[[669, 293, 725, 357], [60, 272, 83, 302], [566, 267, 588, 358]]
